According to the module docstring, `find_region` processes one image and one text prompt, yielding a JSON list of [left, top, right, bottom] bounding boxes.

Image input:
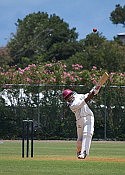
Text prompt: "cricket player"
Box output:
[[62, 86, 100, 159]]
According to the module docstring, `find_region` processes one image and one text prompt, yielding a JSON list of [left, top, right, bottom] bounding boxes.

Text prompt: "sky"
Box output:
[[0, 0, 125, 47]]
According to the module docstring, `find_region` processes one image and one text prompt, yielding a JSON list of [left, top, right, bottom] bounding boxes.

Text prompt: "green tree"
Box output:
[[110, 4, 125, 26], [101, 41, 125, 72], [45, 41, 81, 61], [7, 12, 79, 67], [65, 32, 125, 72], [65, 32, 106, 70], [0, 47, 12, 69]]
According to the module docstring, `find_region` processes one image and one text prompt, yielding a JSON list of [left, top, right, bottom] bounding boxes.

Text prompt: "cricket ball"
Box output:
[[93, 28, 97, 32]]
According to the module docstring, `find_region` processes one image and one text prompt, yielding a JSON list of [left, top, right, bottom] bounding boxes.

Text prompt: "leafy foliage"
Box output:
[[7, 12, 79, 67], [65, 33, 125, 72], [0, 47, 12, 68], [110, 4, 125, 26]]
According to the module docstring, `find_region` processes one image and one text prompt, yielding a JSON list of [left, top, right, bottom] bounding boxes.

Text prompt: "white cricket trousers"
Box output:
[[76, 115, 94, 155]]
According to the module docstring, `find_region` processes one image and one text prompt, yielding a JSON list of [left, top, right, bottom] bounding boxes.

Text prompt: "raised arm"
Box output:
[[85, 85, 101, 103]]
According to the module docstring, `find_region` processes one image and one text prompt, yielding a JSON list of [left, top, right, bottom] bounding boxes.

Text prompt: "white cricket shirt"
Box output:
[[68, 93, 94, 120]]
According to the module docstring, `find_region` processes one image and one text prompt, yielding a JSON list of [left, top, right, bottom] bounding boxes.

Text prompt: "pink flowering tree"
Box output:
[[0, 61, 125, 86]]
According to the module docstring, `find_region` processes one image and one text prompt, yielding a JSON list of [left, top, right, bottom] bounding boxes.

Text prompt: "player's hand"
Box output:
[[91, 85, 101, 95]]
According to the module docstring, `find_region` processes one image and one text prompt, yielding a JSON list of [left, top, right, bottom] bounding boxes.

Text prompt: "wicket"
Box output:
[[22, 119, 34, 158]]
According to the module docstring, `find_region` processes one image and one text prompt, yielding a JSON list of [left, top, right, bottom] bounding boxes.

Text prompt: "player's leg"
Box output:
[[80, 115, 94, 158], [76, 140, 82, 157], [76, 118, 84, 157]]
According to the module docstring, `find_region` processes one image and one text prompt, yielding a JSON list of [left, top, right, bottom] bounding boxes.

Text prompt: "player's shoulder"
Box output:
[[73, 93, 85, 101], [73, 92, 83, 96], [74, 93, 84, 97]]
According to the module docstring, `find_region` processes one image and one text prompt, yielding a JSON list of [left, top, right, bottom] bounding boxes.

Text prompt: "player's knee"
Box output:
[[83, 132, 93, 137]]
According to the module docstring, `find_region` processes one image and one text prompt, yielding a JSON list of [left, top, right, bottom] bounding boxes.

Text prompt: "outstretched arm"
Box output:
[[69, 86, 101, 112], [85, 85, 101, 103], [85, 91, 95, 103]]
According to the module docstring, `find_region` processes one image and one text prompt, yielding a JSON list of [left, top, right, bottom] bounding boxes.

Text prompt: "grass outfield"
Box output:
[[0, 140, 125, 175]]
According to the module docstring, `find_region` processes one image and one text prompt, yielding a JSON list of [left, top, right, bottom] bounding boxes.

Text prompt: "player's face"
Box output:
[[65, 94, 74, 102]]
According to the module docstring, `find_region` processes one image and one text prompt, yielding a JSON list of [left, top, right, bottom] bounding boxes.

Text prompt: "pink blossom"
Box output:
[[63, 72, 71, 78], [24, 67, 30, 71], [50, 77, 56, 82], [92, 79, 97, 85], [26, 78, 32, 83], [70, 76, 75, 81], [29, 64, 36, 68], [92, 66, 97, 70], [18, 68, 22, 71], [110, 72, 115, 75], [18, 68, 24, 74], [72, 64, 83, 70], [73, 67, 79, 70], [61, 64, 67, 70], [120, 73, 125, 77], [91, 74, 96, 78], [45, 64, 53, 67], [62, 64, 67, 68]]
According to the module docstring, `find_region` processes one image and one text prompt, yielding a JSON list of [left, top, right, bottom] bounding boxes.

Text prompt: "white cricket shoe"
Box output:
[[78, 151, 87, 159]]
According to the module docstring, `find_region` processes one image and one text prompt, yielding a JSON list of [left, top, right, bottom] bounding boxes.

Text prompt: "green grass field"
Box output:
[[0, 140, 125, 175]]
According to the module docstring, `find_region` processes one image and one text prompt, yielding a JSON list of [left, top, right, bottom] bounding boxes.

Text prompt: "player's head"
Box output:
[[62, 89, 74, 102]]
